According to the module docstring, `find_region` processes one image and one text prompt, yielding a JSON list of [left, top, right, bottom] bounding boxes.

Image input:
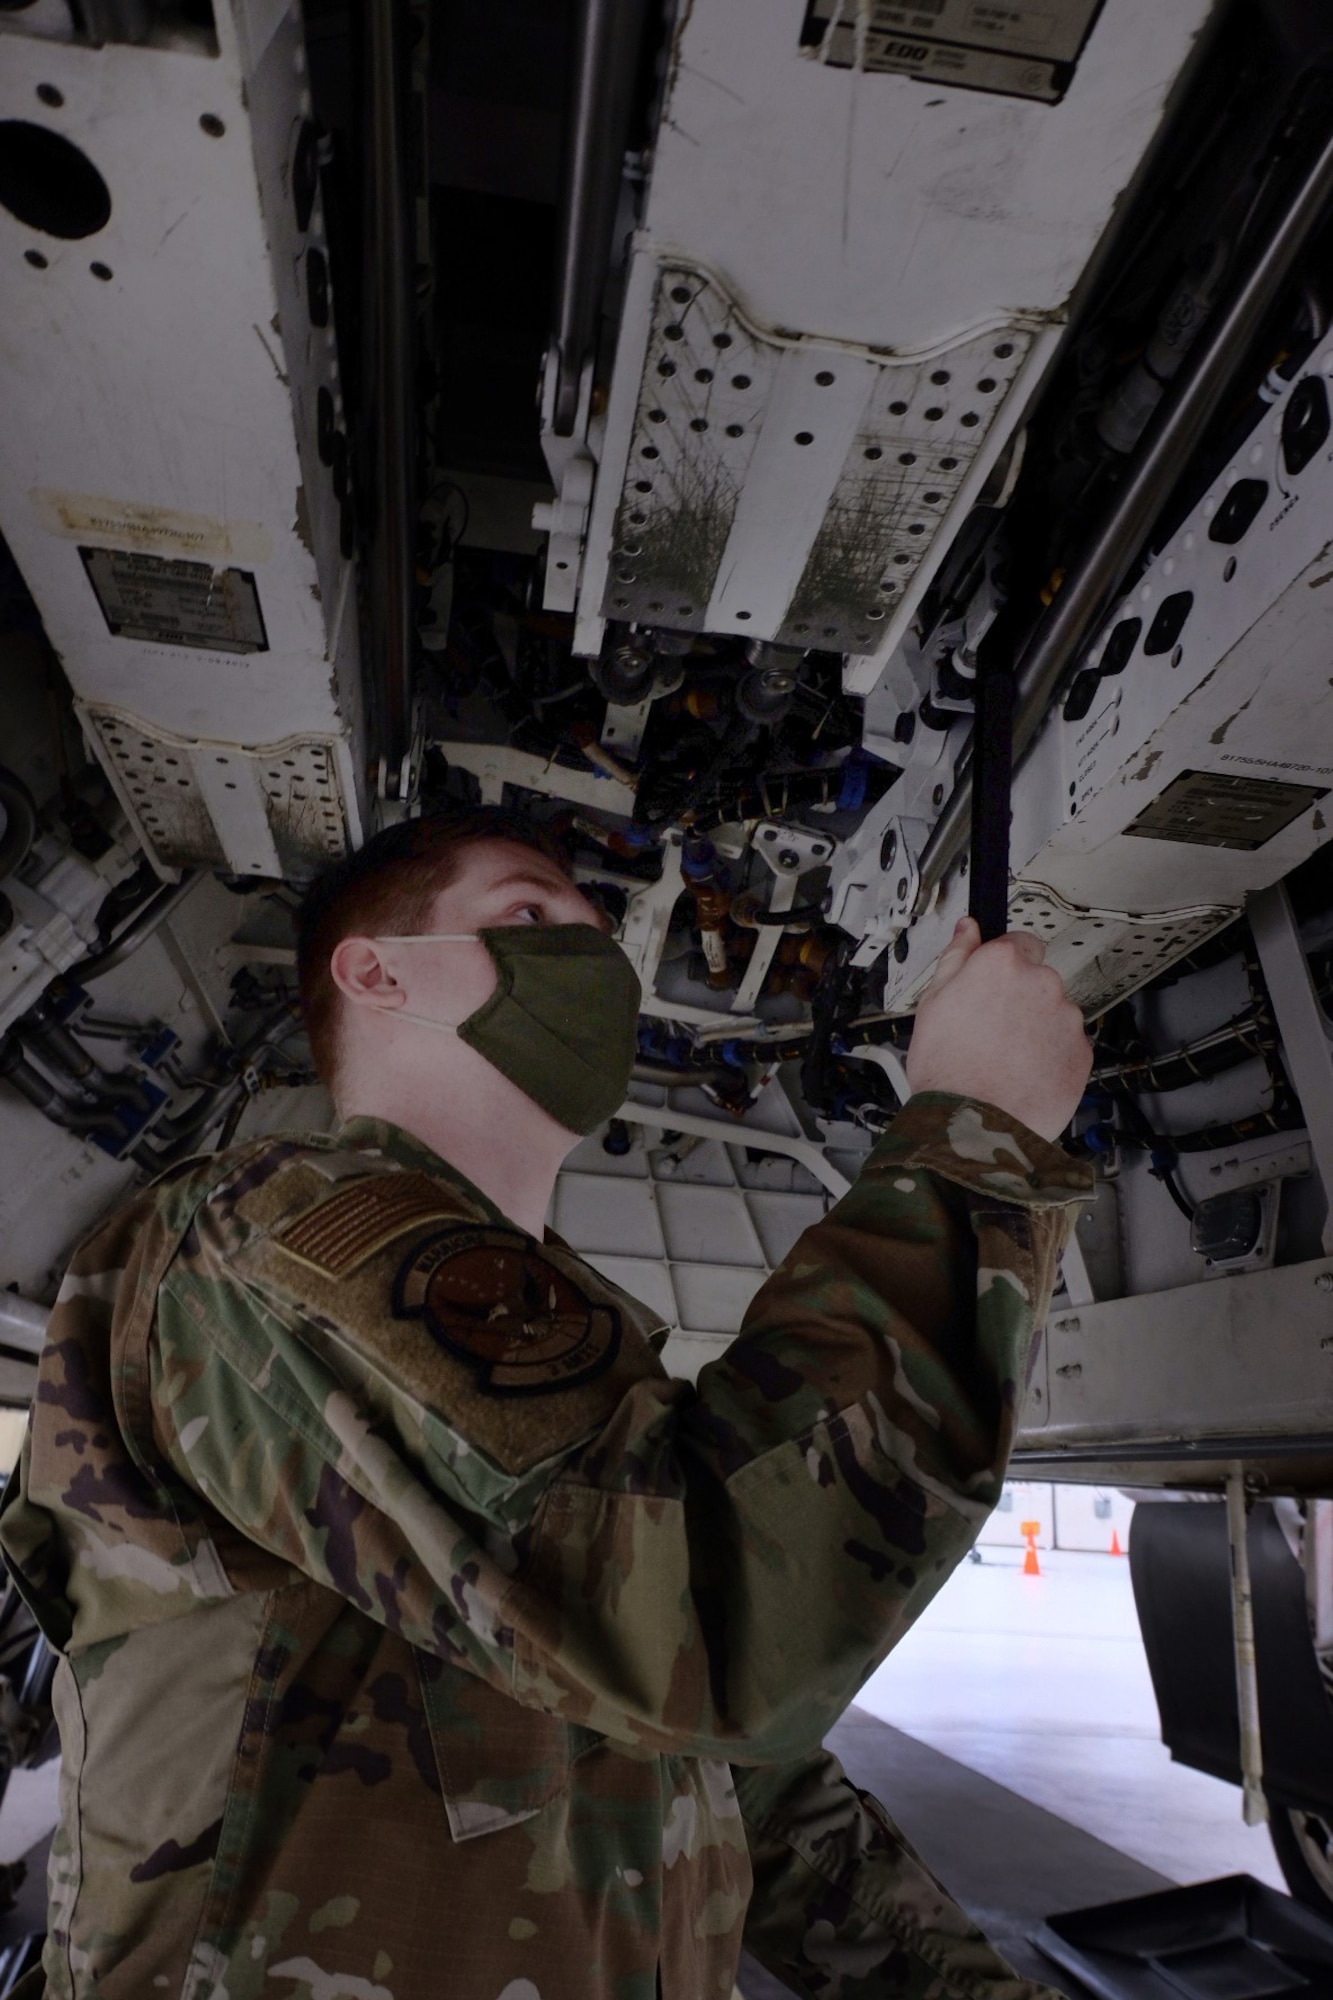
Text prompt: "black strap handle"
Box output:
[[967, 659, 1014, 943]]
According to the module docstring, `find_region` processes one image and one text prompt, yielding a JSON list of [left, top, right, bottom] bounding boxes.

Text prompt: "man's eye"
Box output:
[[514, 904, 542, 923]]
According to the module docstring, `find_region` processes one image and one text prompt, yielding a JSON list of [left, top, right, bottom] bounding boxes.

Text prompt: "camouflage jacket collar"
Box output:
[[333, 1114, 508, 1225]]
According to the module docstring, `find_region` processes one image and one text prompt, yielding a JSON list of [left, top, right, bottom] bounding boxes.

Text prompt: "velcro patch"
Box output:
[[275, 1172, 461, 1278], [393, 1224, 621, 1397]]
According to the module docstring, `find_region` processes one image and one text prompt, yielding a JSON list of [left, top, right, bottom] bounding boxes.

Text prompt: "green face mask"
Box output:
[[383, 924, 642, 1135]]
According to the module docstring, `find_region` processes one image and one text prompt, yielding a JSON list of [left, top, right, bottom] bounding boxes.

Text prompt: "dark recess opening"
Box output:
[[432, 190, 557, 481], [0, 122, 111, 238]]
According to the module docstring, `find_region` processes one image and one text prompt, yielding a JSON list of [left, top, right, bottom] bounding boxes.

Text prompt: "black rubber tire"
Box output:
[[1269, 1801, 1333, 1914]]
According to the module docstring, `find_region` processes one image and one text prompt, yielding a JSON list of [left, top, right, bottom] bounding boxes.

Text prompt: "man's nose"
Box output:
[[564, 893, 607, 929]]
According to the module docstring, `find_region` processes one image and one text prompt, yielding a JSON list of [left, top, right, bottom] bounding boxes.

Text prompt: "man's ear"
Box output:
[[329, 936, 406, 1012]]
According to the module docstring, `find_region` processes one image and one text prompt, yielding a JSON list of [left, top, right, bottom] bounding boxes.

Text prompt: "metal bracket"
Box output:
[[616, 1098, 849, 1200], [827, 804, 921, 969], [731, 821, 836, 1013], [533, 453, 595, 616]]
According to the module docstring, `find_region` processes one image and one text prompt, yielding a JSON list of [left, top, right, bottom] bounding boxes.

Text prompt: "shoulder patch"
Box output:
[[393, 1224, 621, 1398], [275, 1172, 463, 1278]]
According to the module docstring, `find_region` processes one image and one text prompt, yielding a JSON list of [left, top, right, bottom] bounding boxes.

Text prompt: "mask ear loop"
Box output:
[[367, 934, 484, 1033]]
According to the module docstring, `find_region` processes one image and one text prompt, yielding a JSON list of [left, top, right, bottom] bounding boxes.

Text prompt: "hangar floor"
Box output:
[[741, 1547, 1285, 1999], [0, 1549, 1288, 1994]]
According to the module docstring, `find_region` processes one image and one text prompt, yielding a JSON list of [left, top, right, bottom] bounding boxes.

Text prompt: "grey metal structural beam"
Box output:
[[1249, 884, 1333, 1254]]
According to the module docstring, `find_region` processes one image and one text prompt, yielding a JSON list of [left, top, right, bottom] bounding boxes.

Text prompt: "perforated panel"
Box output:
[[1008, 883, 1235, 1015], [604, 263, 1032, 649], [86, 713, 226, 868], [254, 740, 350, 871], [84, 707, 352, 878]]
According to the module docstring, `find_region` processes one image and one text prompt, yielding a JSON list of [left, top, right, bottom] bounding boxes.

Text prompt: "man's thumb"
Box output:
[[925, 916, 981, 997]]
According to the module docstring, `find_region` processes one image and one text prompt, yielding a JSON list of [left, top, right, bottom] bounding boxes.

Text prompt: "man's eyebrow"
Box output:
[[481, 869, 571, 895]]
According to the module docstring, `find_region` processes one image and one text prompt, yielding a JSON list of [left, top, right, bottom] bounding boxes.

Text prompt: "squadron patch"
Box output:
[[392, 1224, 622, 1397]]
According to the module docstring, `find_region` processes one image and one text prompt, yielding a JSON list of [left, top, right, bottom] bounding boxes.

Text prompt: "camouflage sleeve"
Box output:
[[734, 1750, 1066, 2000], [151, 1092, 1089, 1761]]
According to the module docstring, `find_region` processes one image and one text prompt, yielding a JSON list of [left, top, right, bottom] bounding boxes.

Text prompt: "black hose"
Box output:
[[1111, 1088, 1197, 1219], [137, 1005, 301, 1167], [1092, 1014, 1275, 1094], [0, 1039, 125, 1143], [1173, 1101, 1307, 1153], [212, 1091, 252, 1153], [63, 876, 197, 984], [20, 1014, 156, 1119], [744, 903, 826, 931], [633, 722, 755, 829], [630, 1061, 726, 1087]]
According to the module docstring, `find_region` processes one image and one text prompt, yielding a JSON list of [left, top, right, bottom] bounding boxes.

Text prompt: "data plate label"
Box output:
[[1125, 770, 1329, 851], [80, 547, 269, 654], [799, 0, 1104, 103]]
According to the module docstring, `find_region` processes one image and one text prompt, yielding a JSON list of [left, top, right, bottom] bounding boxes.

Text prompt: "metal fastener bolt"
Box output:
[[778, 850, 800, 870]]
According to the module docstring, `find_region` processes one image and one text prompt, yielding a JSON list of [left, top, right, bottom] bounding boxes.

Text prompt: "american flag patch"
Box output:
[[274, 1172, 460, 1278]]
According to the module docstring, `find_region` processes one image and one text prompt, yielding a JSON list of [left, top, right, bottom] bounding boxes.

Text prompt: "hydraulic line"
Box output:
[[1091, 1012, 1275, 1092], [550, 0, 652, 435], [65, 874, 197, 984], [0, 1293, 48, 1358], [1173, 1100, 1307, 1154], [1110, 1087, 1196, 1220], [364, 0, 416, 781], [0, 1038, 125, 1145], [20, 999, 155, 1117], [136, 1005, 302, 1168], [916, 123, 1333, 913]]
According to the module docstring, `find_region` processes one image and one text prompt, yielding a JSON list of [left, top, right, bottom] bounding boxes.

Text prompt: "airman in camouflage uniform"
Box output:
[[0, 1093, 1089, 1999]]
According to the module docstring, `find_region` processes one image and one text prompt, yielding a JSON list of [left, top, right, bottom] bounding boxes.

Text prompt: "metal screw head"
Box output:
[[777, 849, 800, 870]]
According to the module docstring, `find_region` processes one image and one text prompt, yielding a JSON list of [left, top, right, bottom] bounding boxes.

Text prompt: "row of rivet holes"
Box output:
[[109, 736, 340, 866]]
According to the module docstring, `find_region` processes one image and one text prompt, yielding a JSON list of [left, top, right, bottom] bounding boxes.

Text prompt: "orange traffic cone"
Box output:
[[1020, 1521, 1042, 1576], [1110, 1529, 1124, 1556]]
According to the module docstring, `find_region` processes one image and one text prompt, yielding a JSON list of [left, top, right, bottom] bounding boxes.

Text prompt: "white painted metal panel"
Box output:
[[883, 331, 1333, 1016], [564, 0, 1214, 664], [0, 4, 364, 876], [647, 0, 1212, 353]]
